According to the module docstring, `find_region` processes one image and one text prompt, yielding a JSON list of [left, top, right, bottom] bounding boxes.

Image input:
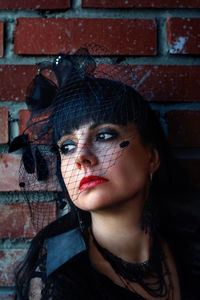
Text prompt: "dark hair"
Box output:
[[53, 76, 159, 141]]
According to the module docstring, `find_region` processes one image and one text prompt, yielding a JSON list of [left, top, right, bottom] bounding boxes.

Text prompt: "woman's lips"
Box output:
[[79, 175, 108, 191]]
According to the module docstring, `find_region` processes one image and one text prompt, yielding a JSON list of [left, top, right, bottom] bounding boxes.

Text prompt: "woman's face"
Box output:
[[58, 122, 159, 212]]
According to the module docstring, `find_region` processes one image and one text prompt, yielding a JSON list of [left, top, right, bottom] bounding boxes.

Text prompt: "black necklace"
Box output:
[[91, 231, 170, 298]]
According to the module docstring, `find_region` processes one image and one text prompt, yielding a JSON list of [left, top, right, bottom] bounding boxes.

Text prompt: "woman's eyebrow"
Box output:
[[89, 123, 118, 131], [63, 123, 99, 136], [57, 133, 75, 145], [60, 123, 116, 142], [89, 123, 101, 130]]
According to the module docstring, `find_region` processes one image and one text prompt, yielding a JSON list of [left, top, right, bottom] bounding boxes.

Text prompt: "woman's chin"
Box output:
[[71, 186, 113, 212]]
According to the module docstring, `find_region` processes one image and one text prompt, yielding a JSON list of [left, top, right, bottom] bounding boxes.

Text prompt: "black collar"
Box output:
[[46, 227, 86, 276]]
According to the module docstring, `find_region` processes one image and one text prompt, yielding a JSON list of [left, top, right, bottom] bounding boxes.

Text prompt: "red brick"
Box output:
[[95, 65, 200, 102], [19, 110, 52, 144], [19, 109, 51, 136], [167, 18, 200, 55], [0, 107, 8, 143], [0, 202, 56, 238], [82, 0, 200, 8], [0, 154, 61, 192], [14, 18, 157, 56], [0, 203, 36, 238], [0, 0, 70, 9], [0, 65, 199, 103], [167, 111, 200, 147], [179, 159, 200, 188], [0, 21, 3, 57], [0, 154, 21, 191], [0, 295, 15, 300], [0, 250, 26, 286], [0, 65, 37, 101], [19, 110, 31, 135]]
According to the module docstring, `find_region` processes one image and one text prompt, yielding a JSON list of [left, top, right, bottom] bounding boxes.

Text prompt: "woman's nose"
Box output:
[[75, 145, 98, 170]]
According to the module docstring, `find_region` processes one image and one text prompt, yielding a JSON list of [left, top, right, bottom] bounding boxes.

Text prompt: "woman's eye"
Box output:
[[60, 141, 76, 155], [95, 130, 118, 142]]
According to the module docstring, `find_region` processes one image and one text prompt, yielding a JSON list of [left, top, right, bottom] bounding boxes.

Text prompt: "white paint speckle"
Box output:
[[170, 36, 188, 54], [65, 29, 71, 38], [136, 70, 152, 89]]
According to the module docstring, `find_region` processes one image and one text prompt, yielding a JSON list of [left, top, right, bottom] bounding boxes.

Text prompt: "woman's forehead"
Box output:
[[58, 122, 137, 142]]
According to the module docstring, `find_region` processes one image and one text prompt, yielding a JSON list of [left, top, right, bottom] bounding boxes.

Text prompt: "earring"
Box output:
[[141, 195, 153, 234], [141, 174, 153, 234]]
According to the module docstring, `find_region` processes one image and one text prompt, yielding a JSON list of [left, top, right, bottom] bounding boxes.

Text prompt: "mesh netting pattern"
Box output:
[[10, 48, 152, 232]]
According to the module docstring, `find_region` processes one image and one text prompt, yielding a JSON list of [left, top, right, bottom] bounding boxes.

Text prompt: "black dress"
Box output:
[[23, 227, 200, 300]]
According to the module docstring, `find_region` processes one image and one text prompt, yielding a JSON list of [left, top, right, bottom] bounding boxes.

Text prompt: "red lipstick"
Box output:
[[79, 175, 108, 191]]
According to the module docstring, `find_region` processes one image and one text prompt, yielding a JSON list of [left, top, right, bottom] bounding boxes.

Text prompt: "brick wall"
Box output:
[[0, 1, 200, 298]]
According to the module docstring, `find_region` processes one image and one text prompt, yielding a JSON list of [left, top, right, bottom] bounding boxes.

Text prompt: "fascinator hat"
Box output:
[[9, 48, 166, 233]]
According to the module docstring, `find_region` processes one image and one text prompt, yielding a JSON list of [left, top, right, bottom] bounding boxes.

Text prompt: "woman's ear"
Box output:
[[149, 146, 160, 174]]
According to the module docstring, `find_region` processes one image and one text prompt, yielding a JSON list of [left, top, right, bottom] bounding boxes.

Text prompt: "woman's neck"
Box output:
[[90, 199, 151, 264]]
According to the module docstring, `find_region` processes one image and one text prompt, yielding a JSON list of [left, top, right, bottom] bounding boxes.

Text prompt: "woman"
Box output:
[[10, 49, 200, 299]]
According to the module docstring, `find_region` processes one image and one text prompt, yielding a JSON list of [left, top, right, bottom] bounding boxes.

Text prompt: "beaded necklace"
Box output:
[[91, 231, 174, 299]]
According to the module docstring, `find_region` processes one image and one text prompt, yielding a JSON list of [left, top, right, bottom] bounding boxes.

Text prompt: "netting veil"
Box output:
[[9, 48, 151, 232]]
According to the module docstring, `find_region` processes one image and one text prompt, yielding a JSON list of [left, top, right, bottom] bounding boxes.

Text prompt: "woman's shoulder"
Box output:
[[22, 227, 88, 300], [46, 227, 87, 276]]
